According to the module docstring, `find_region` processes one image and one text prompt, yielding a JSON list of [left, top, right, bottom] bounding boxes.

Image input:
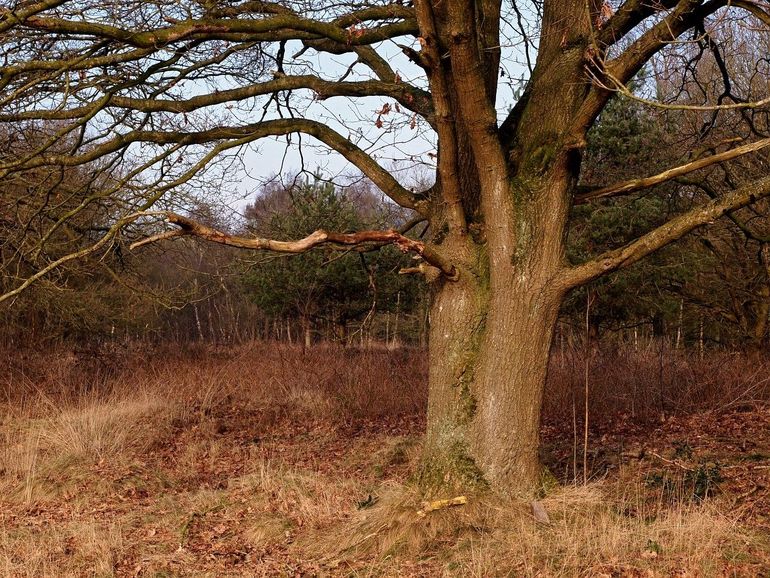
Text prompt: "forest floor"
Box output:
[[1, 344, 769, 577]]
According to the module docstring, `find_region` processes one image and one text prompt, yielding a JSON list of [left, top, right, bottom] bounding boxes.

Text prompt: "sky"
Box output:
[[218, 26, 532, 216]]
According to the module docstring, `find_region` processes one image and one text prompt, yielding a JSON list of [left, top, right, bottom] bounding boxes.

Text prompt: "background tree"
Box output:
[[563, 52, 770, 349], [0, 123, 265, 345], [243, 175, 422, 346], [684, 212, 770, 349], [0, 122, 158, 343], [4, 0, 770, 495], [565, 86, 690, 338]]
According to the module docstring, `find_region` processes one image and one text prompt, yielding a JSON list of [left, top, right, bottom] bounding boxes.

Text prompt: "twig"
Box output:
[[416, 495, 467, 517], [648, 451, 694, 472]]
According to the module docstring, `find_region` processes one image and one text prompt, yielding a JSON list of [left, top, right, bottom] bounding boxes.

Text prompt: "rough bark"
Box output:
[[416, 0, 592, 495], [420, 213, 568, 494]]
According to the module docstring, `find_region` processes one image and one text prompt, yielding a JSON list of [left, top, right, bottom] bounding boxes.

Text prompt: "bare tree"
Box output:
[[3, 0, 770, 495]]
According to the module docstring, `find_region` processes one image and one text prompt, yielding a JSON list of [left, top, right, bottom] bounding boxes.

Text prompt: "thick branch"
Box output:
[[130, 212, 458, 279], [575, 137, 770, 203], [413, 0, 466, 231], [446, 0, 507, 173], [561, 175, 770, 289], [607, 0, 722, 84], [731, 0, 770, 26], [2, 75, 433, 122], [575, 0, 726, 132], [0, 0, 67, 33], [1, 118, 425, 214], [678, 177, 770, 243], [598, 0, 680, 48], [21, 14, 417, 48]]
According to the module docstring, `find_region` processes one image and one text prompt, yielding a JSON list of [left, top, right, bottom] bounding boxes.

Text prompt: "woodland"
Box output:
[[2, 0, 770, 574]]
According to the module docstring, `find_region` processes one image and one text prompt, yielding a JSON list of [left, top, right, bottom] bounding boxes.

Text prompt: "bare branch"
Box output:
[[575, 0, 727, 132], [3, 76, 433, 123], [576, 137, 770, 204], [561, 175, 770, 290], [678, 177, 770, 243], [0, 0, 68, 33], [128, 229, 185, 250], [598, 0, 680, 48], [130, 211, 458, 279], [606, 0, 723, 85], [20, 13, 417, 49], [730, 0, 770, 26], [0, 210, 137, 306], [595, 67, 770, 112], [1, 118, 426, 214]]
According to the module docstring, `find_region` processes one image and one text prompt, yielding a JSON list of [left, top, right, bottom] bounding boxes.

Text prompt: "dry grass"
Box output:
[[0, 518, 123, 578], [546, 340, 770, 428], [320, 481, 760, 577], [4, 339, 768, 429], [0, 342, 425, 495], [43, 393, 167, 461], [0, 391, 175, 503], [473, 485, 745, 577], [0, 341, 767, 576]]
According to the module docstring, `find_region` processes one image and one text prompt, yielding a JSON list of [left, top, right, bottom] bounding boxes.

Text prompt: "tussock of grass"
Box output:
[[0, 520, 123, 578], [43, 394, 167, 462], [0, 392, 175, 503], [324, 482, 755, 577]]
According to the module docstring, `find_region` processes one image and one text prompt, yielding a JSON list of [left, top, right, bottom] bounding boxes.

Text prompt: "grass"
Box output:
[[0, 518, 123, 577], [317, 480, 759, 577], [0, 341, 768, 576]]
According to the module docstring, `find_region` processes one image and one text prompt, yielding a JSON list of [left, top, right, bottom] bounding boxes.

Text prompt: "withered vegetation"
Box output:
[[1, 342, 768, 576]]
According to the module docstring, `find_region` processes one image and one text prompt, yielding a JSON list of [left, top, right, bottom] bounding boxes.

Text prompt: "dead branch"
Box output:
[[130, 211, 458, 279], [416, 495, 467, 517]]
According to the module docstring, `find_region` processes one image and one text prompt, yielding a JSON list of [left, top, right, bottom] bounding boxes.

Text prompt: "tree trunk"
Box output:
[[750, 245, 770, 351], [415, 0, 592, 496], [420, 229, 565, 495], [332, 320, 347, 345], [301, 316, 312, 350], [746, 290, 769, 354]]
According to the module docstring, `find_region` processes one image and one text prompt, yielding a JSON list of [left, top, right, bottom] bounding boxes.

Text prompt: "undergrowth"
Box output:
[[0, 342, 768, 576]]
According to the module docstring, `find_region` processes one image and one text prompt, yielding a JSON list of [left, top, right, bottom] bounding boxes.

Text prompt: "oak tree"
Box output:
[[3, 0, 770, 494]]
